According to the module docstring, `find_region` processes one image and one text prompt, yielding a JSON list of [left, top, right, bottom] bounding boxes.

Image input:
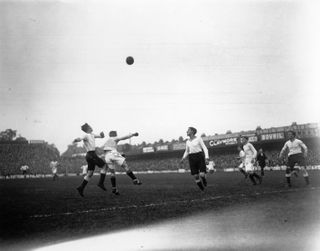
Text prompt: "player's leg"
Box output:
[[193, 173, 205, 191], [189, 155, 204, 191], [77, 153, 95, 197], [245, 160, 257, 185], [290, 155, 300, 177], [260, 165, 265, 176], [286, 155, 296, 187], [77, 169, 94, 197], [199, 172, 207, 187], [121, 161, 142, 185], [301, 166, 310, 185], [53, 170, 58, 180], [239, 164, 248, 178], [252, 163, 262, 184], [97, 165, 107, 191], [109, 168, 119, 195], [298, 156, 309, 185], [285, 167, 292, 187], [291, 166, 299, 178], [240, 168, 247, 178], [199, 156, 207, 187], [94, 153, 108, 191], [252, 172, 262, 184], [248, 171, 257, 185]]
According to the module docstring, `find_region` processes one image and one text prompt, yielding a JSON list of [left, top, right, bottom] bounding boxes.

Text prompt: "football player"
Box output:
[[80, 164, 88, 176], [101, 131, 141, 195], [50, 160, 59, 180], [256, 148, 268, 176], [180, 127, 209, 191], [237, 145, 248, 179], [20, 165, 29, 178], [73, 123, 107, 197], [241, 136, 262, 185], [279, 130, 309, 187]]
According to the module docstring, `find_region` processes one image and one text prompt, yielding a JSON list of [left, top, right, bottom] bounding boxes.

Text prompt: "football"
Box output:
[[126, 56, 134, 65]]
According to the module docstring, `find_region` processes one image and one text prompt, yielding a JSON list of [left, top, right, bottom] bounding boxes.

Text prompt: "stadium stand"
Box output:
[[0, 142, 59, 177], [1, 123, 319, 176]]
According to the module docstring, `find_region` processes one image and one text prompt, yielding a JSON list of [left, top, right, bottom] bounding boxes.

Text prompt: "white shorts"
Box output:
[[105, 151, 125, 170], [244, 158, 255, 172], [52, 168, 57, 174], [238, 163, 244, 169]]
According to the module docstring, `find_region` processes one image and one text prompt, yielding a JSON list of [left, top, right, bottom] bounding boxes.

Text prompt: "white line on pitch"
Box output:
[[30, 186, 320, 219]]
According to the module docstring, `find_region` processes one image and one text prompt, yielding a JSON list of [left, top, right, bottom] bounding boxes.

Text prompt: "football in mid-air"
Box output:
[[126, 56, 134, 65]]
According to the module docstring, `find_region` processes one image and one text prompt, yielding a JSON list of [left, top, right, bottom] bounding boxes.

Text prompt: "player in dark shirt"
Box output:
[[256, 148, 268, 176]]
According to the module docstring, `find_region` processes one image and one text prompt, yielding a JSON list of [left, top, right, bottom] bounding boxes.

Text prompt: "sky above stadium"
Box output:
[[1, 0, 320, 153]]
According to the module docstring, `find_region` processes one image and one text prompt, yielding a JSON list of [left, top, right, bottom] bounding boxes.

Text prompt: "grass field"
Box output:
[[1, 170, 320, 251]]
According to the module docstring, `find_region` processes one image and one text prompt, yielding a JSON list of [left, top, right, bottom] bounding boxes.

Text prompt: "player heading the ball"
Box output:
[[73, 123, 108, 197]]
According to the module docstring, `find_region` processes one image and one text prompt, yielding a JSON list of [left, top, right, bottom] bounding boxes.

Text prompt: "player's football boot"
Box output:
[[133, 179, 142, 185], [112, 188, 120, 195], [76, 187, 84, 197], [97, 183, 107, 191]]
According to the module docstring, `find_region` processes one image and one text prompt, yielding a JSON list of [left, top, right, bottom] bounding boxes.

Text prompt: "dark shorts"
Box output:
[[188, 152, 207, 175], [86, 151, 105, 171], [287, 153, 305, 169], [258, 162, 266, 168]]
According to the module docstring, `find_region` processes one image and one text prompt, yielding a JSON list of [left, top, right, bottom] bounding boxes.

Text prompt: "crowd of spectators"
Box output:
[[1, 144, 319, 177], [0, 143, 59, 177], [54, 148, 320, 174]]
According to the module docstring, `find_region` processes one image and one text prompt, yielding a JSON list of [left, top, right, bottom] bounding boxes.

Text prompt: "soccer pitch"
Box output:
[[1, 171, 320, 251]]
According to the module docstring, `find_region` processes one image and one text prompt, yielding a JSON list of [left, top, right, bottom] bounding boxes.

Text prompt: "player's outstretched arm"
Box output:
[[116, 132, 139, 142], [73, 137, 82, 143], [94, 132, 105, 138]]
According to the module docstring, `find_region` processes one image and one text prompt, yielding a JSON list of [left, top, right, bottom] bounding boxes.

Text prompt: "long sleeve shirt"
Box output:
[[280, 139, 307, 157], [183, 136, 209, 159], [243, 142, 257, 160]]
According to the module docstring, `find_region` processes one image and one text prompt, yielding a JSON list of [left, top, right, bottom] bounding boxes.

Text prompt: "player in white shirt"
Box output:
[[180, 127, 209, 191], [20, 165, 29, 178], [50, 160, 59, 180], [236, 145, 248, 179], [101, 131, 141, 195], [279, 130, 309, 187], [241, 136, 262, 185], [206, 160, 216, 174], [73, 123, 107, 197], [80, 165, 88, 176]]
